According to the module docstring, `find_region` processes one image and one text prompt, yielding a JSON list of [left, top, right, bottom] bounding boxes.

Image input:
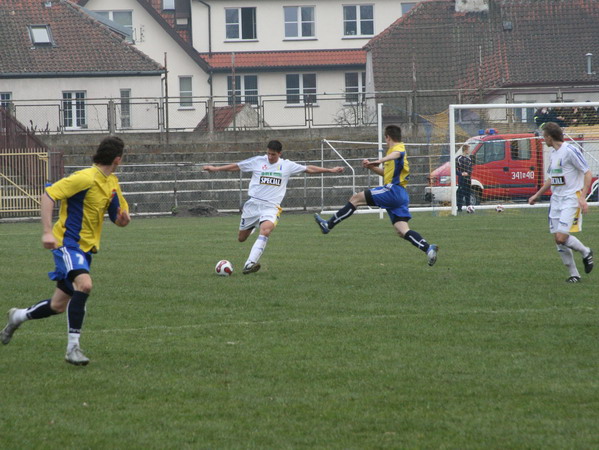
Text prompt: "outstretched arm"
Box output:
[[304, 165, 344, 174], [203, 163, 241, 172]]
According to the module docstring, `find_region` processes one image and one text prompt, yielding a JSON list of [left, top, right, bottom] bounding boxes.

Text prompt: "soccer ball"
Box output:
[[215, 260, 233, 276], [495, 204, 505, 213], [466, 205, 475, 214]]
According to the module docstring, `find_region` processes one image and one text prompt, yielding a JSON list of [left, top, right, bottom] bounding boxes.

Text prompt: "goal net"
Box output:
[[443, 102, 599, 215]]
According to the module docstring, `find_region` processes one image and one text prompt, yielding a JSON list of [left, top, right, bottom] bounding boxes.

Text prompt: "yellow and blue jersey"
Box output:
[[45, 166, 128, 253], [383, 143, 409, 187]]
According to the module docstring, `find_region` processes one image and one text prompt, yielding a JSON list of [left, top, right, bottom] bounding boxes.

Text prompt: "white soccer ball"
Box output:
[[495, 204, 505, 213], [466, 205, 475, 214], [215, 260, 233, 276]]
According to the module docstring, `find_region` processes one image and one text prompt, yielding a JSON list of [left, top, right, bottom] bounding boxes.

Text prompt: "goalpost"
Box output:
[[447, 101, 599, 216], [320, 101, 599, 218]]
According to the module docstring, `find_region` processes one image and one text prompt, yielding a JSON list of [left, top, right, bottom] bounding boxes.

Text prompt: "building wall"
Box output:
[[83, 0, 211, 129], [4, 76, 162, 132], [191, 0, 406, 53]]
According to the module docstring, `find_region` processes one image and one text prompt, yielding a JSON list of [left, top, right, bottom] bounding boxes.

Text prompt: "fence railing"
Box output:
[[6, 85, 598, 136]]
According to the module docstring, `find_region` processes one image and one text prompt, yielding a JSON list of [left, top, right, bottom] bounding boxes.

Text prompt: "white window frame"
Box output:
[[343, 4, 374, 37], [62, 91, 87, 130], [29, 25, 52, 45], [286, 74, 317, 106], [344, 72, 366, 104], [283, 6, 315, 39], [225, 7, 257, 41], [120, 89, 132, 129], [179, 76, 193, 108], [0, 92, 12, 110], [163, 0, 175, 11], [227, 75, 259, 106], [94, 10, 134, 42]]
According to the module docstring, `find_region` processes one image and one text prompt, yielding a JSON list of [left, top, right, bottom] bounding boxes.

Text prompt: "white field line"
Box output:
[[11, 305, 597, 337]]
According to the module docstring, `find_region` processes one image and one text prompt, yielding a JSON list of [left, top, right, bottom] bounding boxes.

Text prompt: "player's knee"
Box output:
[[74, 279, 93, 294], [554, 233, 568, 245]]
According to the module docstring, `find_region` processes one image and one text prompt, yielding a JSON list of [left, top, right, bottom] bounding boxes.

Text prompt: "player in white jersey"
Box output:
[[203, 140, 343, 274], [528, 122, 594, 282]]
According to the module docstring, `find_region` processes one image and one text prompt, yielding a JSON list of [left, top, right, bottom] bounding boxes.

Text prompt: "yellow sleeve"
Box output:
[[45, 170, 93, 202]]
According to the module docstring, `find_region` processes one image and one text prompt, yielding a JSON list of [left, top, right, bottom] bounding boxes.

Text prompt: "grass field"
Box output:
[[1, 210, 598, 448]]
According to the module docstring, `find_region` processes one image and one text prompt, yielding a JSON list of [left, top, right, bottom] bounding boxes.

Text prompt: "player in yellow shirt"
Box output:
[[315, 125, 439, 266], [1, 136, 131, 365]]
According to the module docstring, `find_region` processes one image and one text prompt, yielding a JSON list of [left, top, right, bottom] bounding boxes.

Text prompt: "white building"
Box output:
[[78, 0, 417, 129], [0, 0, 164, 133]]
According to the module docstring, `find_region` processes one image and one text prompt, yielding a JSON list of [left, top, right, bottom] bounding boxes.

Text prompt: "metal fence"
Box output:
[[0, 148, 63, 218], [7, 85, 599, 136]]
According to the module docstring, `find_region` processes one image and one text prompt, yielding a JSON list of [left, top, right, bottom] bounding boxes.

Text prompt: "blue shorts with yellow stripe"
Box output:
[[365, 183, 411, 223]]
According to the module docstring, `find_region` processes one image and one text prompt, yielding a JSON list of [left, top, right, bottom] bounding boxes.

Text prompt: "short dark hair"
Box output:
[[267, 140, 283, 152], [93, 136, 124, 165], [384, 125, 402, 142], [542, 122, 564, 142]]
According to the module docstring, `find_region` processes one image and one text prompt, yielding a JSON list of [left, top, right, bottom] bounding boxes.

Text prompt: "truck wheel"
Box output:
[[470, 188, 482, 205]]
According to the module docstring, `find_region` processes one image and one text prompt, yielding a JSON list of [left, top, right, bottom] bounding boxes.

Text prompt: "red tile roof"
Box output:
[[200, 49, 367, 72], [195, 104, 247, 132], [366, 0, 599, 98], [0, 0, 163, 77]]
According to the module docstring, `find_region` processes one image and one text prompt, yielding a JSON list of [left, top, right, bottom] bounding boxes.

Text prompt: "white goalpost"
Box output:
[[448, 101, 599, 216]]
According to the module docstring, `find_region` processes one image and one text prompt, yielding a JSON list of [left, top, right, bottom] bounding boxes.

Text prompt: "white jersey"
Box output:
[[237, 155, 307, 205], [547, 142, 589, 197]]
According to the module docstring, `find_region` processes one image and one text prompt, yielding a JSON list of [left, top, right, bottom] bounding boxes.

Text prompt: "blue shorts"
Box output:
[[48, 246, 92, 287], [365, 184, 411, 223]]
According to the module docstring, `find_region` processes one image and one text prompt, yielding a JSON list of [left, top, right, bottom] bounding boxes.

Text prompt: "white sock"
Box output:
[[557, 244, 580, 277], [246, 235, 268, 266], [67, 333, 80, 352], [565, 235, 590, 256], [12, 309, 28, 324]]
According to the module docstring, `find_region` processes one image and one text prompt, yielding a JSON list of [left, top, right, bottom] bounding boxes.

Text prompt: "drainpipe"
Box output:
[[197, 0, 212, 56]]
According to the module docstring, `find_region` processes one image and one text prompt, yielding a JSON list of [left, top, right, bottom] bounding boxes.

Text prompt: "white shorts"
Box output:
[[239, 198, 282, 231], [549, 194, 582, 234]]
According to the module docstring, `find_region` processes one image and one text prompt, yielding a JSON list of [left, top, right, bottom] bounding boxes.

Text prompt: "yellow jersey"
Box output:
[[383, 143, 409, 187], [45, 166, 128, 253]]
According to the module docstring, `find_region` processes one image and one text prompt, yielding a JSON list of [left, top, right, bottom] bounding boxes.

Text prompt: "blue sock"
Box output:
[[329, 202, 356, 229], [26, 299, 59, 320], [67, 291, 89, 334], [404, 230, 430, 252]]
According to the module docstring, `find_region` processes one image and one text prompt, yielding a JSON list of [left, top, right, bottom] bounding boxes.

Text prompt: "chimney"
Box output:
[[455, 0, 489, 13]]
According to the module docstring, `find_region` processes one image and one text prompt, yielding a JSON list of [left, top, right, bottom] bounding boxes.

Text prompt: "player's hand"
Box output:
[[42, 232, 57, 249], [332, 166, 344, 173], [579, 197, 589, 214], [528, 195, 537, 206], [115, 208, 131, 227], [203, 165, 216, 172]]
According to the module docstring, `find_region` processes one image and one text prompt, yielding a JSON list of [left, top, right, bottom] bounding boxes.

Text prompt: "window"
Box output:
[[401, 2, 417, 15], [227, 75, 258, 106], [0, 92, 12, 110], [284, 6, 315, 38], [225, 7, 257, 40], [286, 74, 316, 105], [29, 25, 52, 44], [510, 139, 531, 161], [62, 92, 87, 129], [344, 72, 366, 103], [476, 140, 505, 164], [95, 10, 133, 42], [120, 89, 131, 128], [163, 0, 175, 11], [343, 5, 373, 36], [179, 76, 193, 107]]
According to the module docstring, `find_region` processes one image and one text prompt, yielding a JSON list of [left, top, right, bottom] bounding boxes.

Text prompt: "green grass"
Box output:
[[1, 210, 598, 448]]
